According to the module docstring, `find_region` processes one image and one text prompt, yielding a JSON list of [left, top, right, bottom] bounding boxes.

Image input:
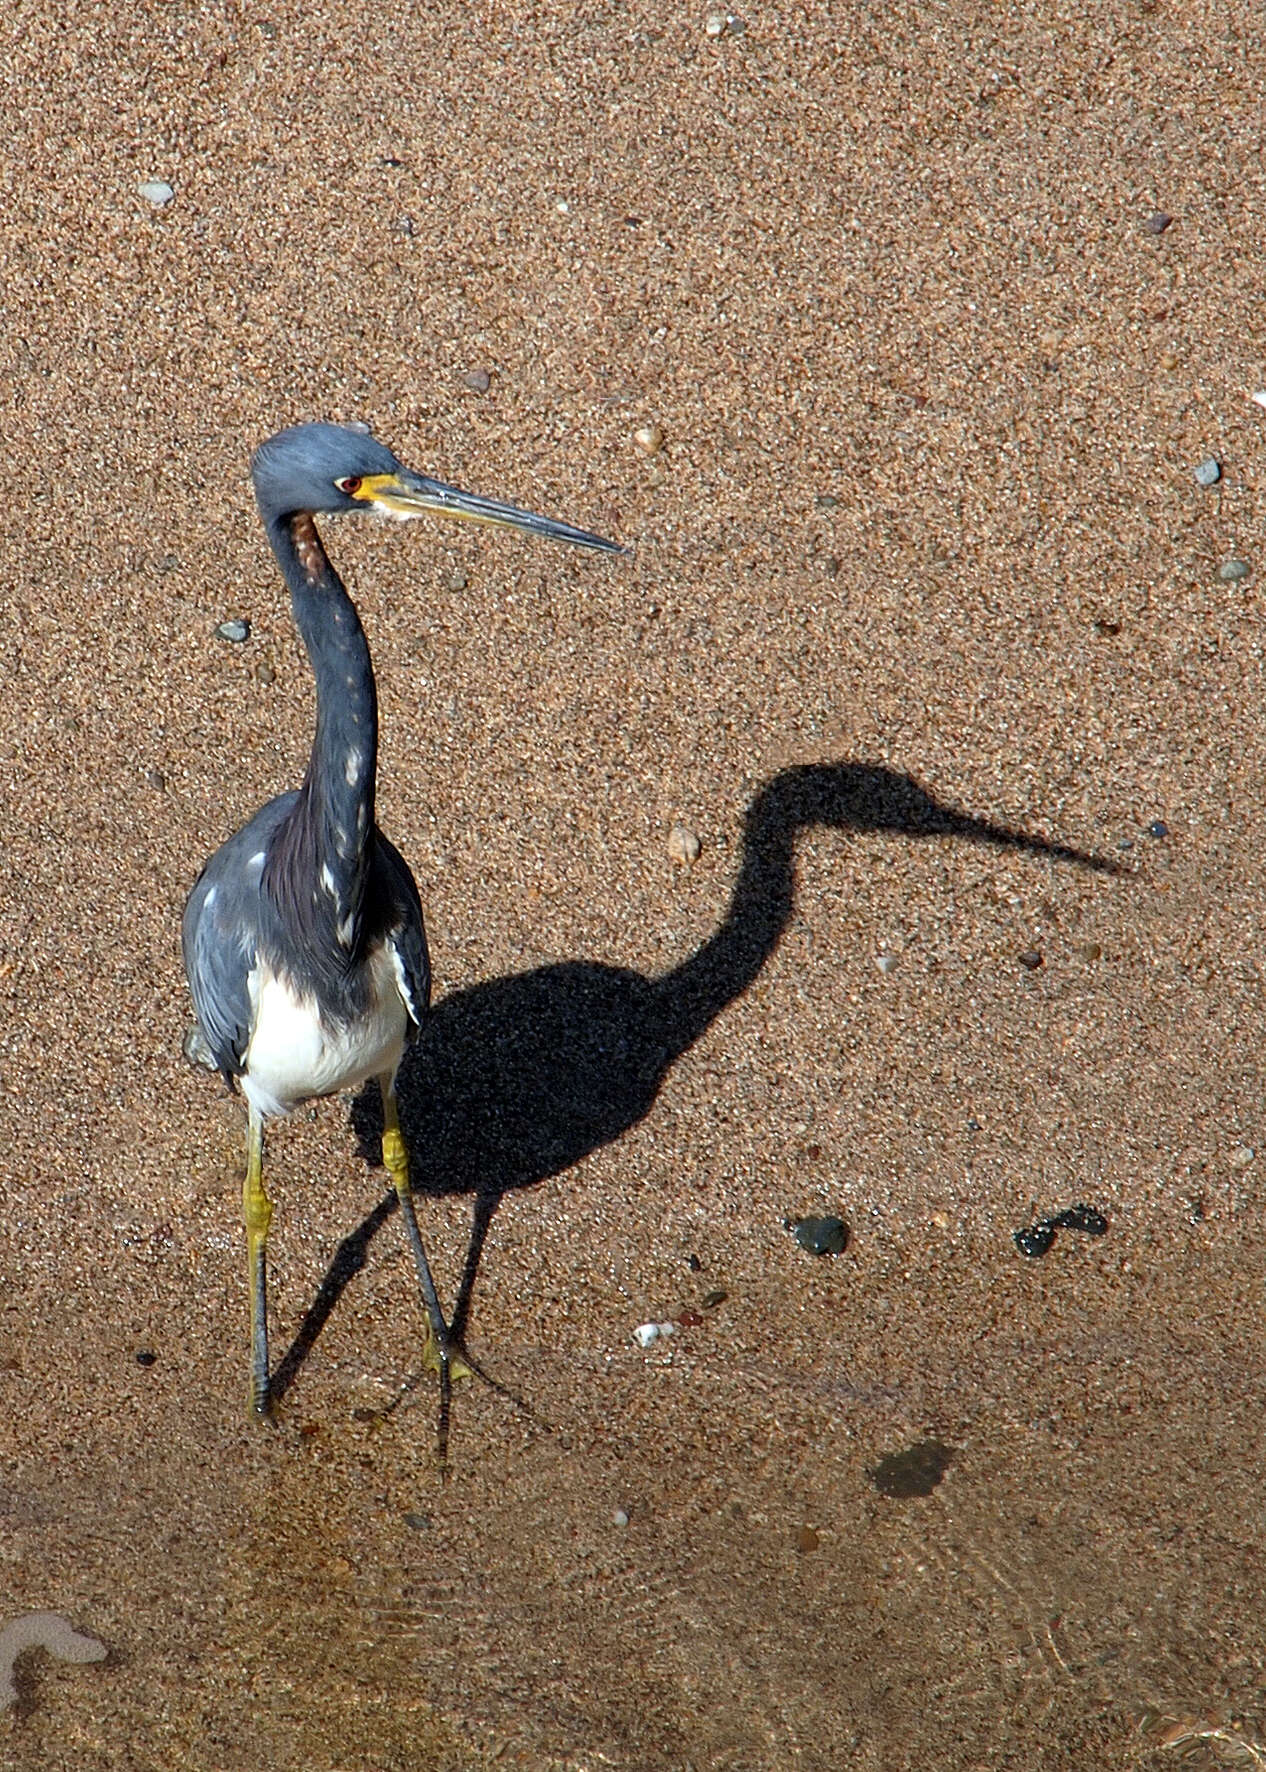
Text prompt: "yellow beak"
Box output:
[[353, 471, 624, 554]]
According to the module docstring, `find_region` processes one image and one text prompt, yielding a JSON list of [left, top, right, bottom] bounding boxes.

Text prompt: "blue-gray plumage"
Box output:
[[183, 421, 621, 1420]]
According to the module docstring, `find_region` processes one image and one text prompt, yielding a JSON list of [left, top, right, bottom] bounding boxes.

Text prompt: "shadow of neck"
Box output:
[[653, 761, 1117, 1062]]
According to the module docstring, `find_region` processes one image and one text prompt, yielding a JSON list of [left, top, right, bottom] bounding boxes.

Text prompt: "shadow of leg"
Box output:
[[269, 1189, 399, 1408]]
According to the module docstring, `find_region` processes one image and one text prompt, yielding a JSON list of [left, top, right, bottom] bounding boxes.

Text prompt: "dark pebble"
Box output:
[[403, 1512, 431, 1531], [1147, 820, 1169, 839], [701, 1288, 728, 1311], [1014, 1223, 1057, 1258], [687, 1253, 702, 1272], [870, 1439, 953, 1499], [1016, 1202, 1108, 1257], [145, 767, 167, 791], [788, 1214, 849, 1256], [1019, 949, 1044, 970], [1145, 211, 1173, 233], [677, 1309, 704, 1328], [795, 1524, 820, 1553], [135, 1350, 158, 1367], [1053, 1203, 1108, 1236]]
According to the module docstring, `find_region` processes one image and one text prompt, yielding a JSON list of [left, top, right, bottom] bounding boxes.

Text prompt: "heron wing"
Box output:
[[373, 832, 431, 1031], [181, 794, 299, 1081], [182, 863, 255, 1079]]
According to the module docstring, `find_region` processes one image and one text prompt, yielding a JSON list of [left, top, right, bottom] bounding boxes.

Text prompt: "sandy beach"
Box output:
[[0, 3, 1263, 1766]]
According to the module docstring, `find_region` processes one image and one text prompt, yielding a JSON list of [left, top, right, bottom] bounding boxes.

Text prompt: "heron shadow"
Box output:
[[272, 761, 1119, 1399]]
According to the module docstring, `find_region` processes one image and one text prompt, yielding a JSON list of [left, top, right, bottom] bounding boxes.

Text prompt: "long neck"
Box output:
[[652, 784, 796, 1059], [263, 511, 378, 957], [650, 760, 1101, 1067]]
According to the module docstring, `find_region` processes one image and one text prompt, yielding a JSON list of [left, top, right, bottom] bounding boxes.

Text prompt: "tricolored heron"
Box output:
[[183, 422, 621, 1418]]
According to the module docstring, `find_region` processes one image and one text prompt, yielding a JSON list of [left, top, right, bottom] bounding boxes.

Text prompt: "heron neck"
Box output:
[[266, 512, 378, 953]]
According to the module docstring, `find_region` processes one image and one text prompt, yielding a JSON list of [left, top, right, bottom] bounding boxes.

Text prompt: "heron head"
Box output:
[[251, 420, 624, 553]]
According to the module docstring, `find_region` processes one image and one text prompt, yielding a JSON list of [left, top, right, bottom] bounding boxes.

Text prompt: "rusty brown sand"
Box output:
[[1, 3, 1264, 1767]]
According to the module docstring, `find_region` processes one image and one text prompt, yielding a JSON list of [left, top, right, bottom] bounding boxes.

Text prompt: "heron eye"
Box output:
[[336, 475, 363, 496]]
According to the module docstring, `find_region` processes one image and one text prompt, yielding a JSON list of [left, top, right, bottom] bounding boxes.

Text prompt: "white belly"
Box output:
[[241, 947, 408, 1119]]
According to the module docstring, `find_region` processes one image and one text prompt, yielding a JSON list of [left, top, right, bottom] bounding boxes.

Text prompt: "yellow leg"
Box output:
[[379, 1076, 471, 1384], [243, 1101, 273, 1419]]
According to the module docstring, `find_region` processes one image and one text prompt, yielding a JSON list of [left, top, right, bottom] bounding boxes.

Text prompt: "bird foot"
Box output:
[[421, 1321, 473, 1384]]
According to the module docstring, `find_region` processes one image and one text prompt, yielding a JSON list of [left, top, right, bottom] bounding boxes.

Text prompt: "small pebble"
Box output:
[[1251, 391, 1266, 411], [135, 1350, 157, 1367], [1054, 1203, 1108, 1236], [634, 421, 664, 456], [216, 618, 250, 643], [704, 12, 727, 35], [676, 1309, 704, 1328], [1147, 819, 1169, 839], [1015, 1201, 1108, 1258], [402, 1512, 431, 1531], [145, 767, 167, 791], [1218, 558, 1251, 582], [701, 1289, 728, 1311], [1193, 458, 1221, 488], [611, 1508, 630, 1528], [1229, 1145, 1255, 1170], [875, 951, 899, 975], [1015, 1222, 1056, 1259], [788, 1214, 849, 1256], [795, 1525, 820, 1554], [255, 662, 275, 685], [1018, 949, 1044, 971], [632, 1321, 677, 1349], [668, 823, 701, 865], [139, 178, 174, 206], [462, 368, 491, 393], [1075, 940, 1103, 962], [445, 568, 468, 592], [1144, 211, 1172, 234]]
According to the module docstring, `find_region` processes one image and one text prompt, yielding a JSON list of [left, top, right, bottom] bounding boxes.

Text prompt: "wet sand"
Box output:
[[1, 3, 1264, 1766]]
